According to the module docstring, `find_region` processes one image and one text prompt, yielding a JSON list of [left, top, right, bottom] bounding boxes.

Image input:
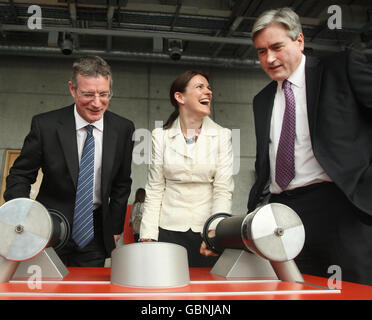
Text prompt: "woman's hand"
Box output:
[[114, 234, 121, 246], [200, 230, 218, 256]]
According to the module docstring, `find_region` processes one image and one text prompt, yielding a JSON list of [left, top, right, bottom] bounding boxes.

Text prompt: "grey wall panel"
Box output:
[[0, 55, 260, 214]]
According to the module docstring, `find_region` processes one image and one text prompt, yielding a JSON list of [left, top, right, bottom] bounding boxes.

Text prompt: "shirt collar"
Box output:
[[168, 116, 218, 138], [277, 53, 306, 90], [74, 104, 104, 132]]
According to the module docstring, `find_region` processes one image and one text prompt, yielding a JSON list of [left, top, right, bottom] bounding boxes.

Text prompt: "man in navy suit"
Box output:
[[248, 7, 372, 285], [4, 56, 135, 267]]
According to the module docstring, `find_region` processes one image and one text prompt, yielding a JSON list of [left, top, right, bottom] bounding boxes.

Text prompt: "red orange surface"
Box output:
[[1, 267, 371, 300]]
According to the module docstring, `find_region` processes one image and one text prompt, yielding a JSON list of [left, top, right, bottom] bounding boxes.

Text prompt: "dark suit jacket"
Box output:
[[248, 49, 372, 219], [4, 104, 135, 255]]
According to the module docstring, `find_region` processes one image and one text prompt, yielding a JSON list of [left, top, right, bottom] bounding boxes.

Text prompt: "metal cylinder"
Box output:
[[214, 215, 246, 251], [0, 256, 19, 283], [203, 203, 306, 282], [271, 260, 304, 282], [47, 209, 70, 251], [111, 242, 190, 288]]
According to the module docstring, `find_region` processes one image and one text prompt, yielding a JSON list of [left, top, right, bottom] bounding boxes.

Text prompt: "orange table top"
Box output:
[[0, 267, 371, 300]]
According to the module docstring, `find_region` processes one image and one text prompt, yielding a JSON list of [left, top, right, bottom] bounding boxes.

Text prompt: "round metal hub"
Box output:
[[15, 225, 24, 234], [242, 203, 305, 262]]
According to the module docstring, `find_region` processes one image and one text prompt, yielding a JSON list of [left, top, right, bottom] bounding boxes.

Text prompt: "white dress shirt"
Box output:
[[74, 105, 103, 208], [269, 54, 332, 194]]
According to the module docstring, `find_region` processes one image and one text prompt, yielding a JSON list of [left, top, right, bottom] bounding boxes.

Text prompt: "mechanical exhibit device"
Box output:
[[111, 241, 190, 288], [0, 198, 69, 283], [202, 203, 305, 282], [110, 203, 305, 288]]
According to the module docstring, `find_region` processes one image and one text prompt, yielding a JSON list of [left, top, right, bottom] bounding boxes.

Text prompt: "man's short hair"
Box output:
[[71, 55, 113, 90], [252, 7, 302, 42]]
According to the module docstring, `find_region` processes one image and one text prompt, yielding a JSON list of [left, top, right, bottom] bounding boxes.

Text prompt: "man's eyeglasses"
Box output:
[[75, 88, 113, 101]]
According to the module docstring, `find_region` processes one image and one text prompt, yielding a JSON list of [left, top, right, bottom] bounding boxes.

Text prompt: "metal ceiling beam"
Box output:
[[214, 0, 251, 38], [210, 0, 252, 57], [68, 0, 77, 25], [68, 0, 79, 49], [1, 22, 358, 54], [0, 44, 261, 69], [210, 0, 263, 58], [1, 23, 254, 45], [106, 1, 116, 52], [170, 0, 182, 31], [7, 0, 18, 22], [235, 44, 255, 59], [211, 15, 244, 57], [243, 0, 262, 17], [116, 0, 128, 25]]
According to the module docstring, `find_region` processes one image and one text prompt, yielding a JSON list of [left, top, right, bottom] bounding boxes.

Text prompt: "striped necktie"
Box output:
[[275, 80, 296, 190], [72, 125, 95, 248]]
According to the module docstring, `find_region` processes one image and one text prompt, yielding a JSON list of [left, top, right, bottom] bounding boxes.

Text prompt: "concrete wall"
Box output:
[[0, 55, 270, 216]]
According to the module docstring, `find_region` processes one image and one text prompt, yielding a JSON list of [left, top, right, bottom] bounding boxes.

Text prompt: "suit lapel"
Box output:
[[305, 56, 323, 139], [56, 105, 79, 189], [101, 112, 118, 198], [194, 116, 217, 157], [256, 81, 277, 153], [167, 116, 218, 160], [167, 117, 193, 159]]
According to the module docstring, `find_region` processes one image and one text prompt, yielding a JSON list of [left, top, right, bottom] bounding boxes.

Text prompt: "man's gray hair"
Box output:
[[252, 7, 302, 41], [71, 55, 113, 90]]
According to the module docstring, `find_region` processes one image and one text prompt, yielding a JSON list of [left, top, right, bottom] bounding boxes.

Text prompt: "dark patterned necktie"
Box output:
[[275, 80, 296, 190], [72, 125, 95, 248]]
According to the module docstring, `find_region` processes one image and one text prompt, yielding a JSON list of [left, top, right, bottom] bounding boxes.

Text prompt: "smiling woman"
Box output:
[[175, 74, 213, 138], [165, 70, 213, 142], [139, 70, 234, 268]]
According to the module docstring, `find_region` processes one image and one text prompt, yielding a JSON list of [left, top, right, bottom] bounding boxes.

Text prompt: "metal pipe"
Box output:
[[0, 256, 20, 283], [271, 260, 304, 283], [1, 24, 254, 46], [2, 24, 367, 54], [0, 45, 262, 69]]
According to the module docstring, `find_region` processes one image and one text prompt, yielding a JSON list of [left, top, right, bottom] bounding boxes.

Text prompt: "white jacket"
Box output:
[[140, 116, 234, 240]]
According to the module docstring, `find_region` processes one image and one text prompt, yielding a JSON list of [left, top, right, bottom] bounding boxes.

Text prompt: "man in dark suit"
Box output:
[[248, 8, 372, 285], [4, 56, 135, 267]]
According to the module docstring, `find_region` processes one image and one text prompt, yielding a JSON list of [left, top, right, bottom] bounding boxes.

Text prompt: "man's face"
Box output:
[[254, 23, 304, 81], [68, 74, 111, 123]]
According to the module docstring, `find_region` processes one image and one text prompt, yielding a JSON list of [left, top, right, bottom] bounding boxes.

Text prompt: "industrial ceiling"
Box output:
[[1, 0, 372, 68]]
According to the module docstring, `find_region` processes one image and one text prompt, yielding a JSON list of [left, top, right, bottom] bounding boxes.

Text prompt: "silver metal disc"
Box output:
[[246, 203, 305, 262], [0, 198, 52, 261]]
